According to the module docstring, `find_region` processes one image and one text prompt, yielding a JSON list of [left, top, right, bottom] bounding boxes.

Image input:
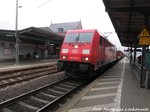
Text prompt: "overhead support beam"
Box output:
[[102, 0, 150, 47], [107, 7, 150, 14], [119, 31, 138, 35], [133, 46, 137, 69], [127, 0, 134, 34], [130, 46, 133, 64]]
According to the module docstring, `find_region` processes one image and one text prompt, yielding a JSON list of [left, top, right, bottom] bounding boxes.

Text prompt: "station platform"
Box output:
[[56, 57, 150, 112], [0, 58, 58, 73]]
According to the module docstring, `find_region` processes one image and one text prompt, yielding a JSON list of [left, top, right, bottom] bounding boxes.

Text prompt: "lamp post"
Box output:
[[15, 0, 19, 65]]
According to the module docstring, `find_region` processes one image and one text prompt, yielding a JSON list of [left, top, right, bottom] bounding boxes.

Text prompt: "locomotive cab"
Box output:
[[57, 30, 97, 76], [57, 29, 116, 78]]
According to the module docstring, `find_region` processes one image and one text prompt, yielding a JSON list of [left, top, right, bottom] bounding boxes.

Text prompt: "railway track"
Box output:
[[0, 78, 86, 112], [0, 64, 59, 88]]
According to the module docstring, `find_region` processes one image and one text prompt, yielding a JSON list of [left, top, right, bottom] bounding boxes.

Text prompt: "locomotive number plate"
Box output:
[[72, 49, 78, 54], [70, 57, 79, 60]]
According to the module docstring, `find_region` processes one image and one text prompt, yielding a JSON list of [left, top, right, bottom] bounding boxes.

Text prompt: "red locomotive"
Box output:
[[57, 29, 117, 77]]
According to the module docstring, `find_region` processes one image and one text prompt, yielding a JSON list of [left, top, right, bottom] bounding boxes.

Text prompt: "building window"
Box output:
[[1, 42, 5, 47], [9, 43, 14, 47], [3, 48, 12, 55], [58, 28, 63, 32]]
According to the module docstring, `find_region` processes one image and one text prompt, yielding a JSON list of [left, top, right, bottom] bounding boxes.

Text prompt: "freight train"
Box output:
[[57, 29, 123, 78]]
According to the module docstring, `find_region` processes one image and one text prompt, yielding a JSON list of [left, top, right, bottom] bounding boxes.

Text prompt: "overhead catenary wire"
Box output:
[[37, 0, 52, 8]]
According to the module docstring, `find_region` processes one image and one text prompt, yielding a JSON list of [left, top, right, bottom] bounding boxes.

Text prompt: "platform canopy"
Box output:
[[19, 27, 63, 45], [0, 27, 64, 45], [102, 0, 150, 47], [0, 30, 15, 42]]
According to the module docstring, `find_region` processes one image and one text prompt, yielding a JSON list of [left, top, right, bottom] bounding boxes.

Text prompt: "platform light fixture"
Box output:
[[15, 0, 22, 65], [15, 0, 19, 65]]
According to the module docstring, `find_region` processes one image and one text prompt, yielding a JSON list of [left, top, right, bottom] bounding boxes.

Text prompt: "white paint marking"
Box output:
[[111, 59, 125, 112], [103, 76, 120, 78], [97, 81, 119, 85], [101, 78, 120, 81], [91, 86, 118, 91], [68, 103, 115, 112], [82, 93, 116, 100]]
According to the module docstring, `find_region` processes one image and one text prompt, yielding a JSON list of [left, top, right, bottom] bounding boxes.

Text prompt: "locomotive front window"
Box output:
[[64, 32, 93, 43], [64, 33, 79, 42], [79, 33, 93, 42]]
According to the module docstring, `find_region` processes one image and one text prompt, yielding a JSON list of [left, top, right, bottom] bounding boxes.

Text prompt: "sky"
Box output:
[[0, 0, 124, 50]]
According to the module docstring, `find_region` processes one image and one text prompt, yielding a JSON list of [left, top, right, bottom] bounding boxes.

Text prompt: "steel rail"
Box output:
[[0, 68, 59, 88], [0, 74, 66, 108], [0, 65, 56, 80], [0, 76, 85, 112]]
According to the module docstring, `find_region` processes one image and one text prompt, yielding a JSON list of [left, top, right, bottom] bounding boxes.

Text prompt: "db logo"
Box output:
[[72, 49, 78, 54]]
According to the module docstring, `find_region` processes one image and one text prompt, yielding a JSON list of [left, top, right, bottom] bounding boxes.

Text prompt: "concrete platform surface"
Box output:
[[56, 58, 150, 112], [0, 59, 57, 73]]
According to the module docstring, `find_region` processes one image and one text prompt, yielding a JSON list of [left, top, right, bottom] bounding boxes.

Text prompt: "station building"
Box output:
[[49, 21, 82, 36], [0, 27, 63, 61], [0, 21, 82, 61]]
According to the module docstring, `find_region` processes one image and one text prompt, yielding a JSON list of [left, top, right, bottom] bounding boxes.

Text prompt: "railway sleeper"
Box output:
[[63, 82, 78, 86], [30, 96, 49, 104], [58, 83, 74, 89], [40, 92, 57, 99], [47, 89, 64, 96], [54, 86, 70, 92]]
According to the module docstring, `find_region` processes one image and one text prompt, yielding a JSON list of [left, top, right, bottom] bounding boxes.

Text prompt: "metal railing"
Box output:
[[134, 62, 141, 80], [134, 62, 150, 89]]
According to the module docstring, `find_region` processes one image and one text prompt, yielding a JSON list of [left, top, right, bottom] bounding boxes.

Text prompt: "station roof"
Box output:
[[102, 0, 150, 47], [0, 30, 15, 42], [50, 21, 82, 32], [0, 27, 64, 45], [19, 27, 64, 45]]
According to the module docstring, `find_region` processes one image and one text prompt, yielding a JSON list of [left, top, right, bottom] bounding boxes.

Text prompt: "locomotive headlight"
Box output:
[[82, 57, 89, 61], [74, 45, 78, 48], [82, 49, 90, 54], [85, 57, 89, 61], [62, 49, 68, 53], [62, 56, 67, 59]]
